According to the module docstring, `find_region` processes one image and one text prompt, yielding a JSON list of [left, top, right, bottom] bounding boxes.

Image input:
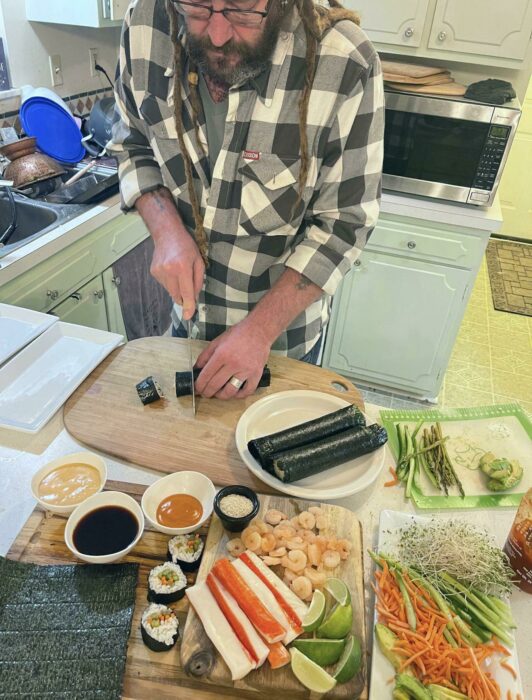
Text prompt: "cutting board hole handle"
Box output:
[[331, 380, 350, 393]]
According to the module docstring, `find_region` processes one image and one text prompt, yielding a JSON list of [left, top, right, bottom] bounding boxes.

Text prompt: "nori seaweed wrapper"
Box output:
[[136, 376, 164, 404], [272, 423, 388, 483], [175, 366, 271, 397], [0, 556, 138, 699], [248, 404, 366, 473]]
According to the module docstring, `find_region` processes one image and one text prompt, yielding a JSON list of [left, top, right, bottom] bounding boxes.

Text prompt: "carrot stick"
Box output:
[[501, 661, 517, 679]]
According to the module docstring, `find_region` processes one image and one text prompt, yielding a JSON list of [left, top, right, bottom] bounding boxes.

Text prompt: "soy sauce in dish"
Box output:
[[73, 505, 139, 556]]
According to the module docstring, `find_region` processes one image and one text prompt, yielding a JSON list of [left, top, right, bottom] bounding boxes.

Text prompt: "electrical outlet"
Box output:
[[89, 48, 98, 78], [49, 54, 63, 87]]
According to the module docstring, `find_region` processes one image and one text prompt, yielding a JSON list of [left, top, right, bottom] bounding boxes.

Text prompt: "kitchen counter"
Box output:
[[0, 404, 529, 697]]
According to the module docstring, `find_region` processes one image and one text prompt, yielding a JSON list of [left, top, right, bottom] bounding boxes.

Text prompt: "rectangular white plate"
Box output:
[[369, 510, 524, 699], [0, 321, 123, 432], [0, 303, 58, 365]]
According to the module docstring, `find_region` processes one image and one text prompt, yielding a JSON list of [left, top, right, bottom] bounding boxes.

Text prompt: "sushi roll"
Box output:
[[168, 533, 204, 572], [175, 366, 271, 397], [136, 376, 164, 405], [147, 562, 187, 604], [140, 603, 179, 652]]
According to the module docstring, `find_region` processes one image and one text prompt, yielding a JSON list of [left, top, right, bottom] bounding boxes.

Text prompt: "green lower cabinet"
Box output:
[[323, 250, 471, 398], [50, 275, 109, 331], [102, 267, 127, 337]]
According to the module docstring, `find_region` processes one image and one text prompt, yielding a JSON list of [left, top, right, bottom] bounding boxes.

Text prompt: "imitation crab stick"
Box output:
[[212, 559, 286, 644], [267, 641, 291, 670], [206, 572, 269, 668], [232, 557, 299, 644], [186, 581, 255, 680], [239, 551, 308, 629]]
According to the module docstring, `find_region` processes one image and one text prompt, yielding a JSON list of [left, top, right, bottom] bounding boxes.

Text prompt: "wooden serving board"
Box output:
[[181, 495, 367, 700], [63, 338, 364, 494], [7, 481, 367, 700]]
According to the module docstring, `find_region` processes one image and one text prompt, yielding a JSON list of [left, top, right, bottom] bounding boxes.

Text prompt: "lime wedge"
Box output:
[[333, 634, 362, 683], [291, 638, 345, 666], [302, 589, 326, 632], [317, 602, 353, 639], [290, 648, 337, 693], [324, 578, 351, 607]]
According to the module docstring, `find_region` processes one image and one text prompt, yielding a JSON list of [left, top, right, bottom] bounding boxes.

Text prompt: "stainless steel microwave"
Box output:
[[383, 91, 521, 207]]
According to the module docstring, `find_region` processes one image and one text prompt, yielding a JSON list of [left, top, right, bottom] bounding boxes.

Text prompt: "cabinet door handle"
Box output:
[[93, 290, 104, 300], [407, 240, 417, 249], [46, 289, 59, 301], [112, 275, 121, 287], [70, 292, 82, 301], [437, 30, 447, 42], [404, 26, 414, 38], [354, 259, 362, 267]]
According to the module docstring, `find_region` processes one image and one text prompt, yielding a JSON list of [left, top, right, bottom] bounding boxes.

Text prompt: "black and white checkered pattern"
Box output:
[[108, 0, 384, 358]]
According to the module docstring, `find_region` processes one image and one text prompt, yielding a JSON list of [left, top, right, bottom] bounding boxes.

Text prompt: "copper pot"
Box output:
[[0, 136, 37, 160], [4, 152, 65, 189]]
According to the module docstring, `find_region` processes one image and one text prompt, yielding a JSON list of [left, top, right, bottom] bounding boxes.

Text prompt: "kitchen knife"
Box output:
[[187, 319, 196, 416]]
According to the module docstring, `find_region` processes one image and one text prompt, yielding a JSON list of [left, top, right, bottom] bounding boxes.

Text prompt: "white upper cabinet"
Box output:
[[354, 0, 431, 48], [428, 0, 532, 60], [26, 0, 128, 28]]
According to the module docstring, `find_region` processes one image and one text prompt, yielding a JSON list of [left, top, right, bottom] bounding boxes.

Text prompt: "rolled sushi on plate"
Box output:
[[168, 533, 204, 572], [140, 603, 179, 652], [147, 562, 187, 604]]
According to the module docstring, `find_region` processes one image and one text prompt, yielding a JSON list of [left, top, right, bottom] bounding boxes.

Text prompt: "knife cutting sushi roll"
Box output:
[[248, 404, 366, 474], [147, 562, 187, 604], [140, 603, 179, 652], [136, 376, 164, 405], [168, 533, 204, 572], [175, 366, 271, 397], [272, 423, 388, 483]]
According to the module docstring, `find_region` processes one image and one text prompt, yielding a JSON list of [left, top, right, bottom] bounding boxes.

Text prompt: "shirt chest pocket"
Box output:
[[237, 153, 301, 236]]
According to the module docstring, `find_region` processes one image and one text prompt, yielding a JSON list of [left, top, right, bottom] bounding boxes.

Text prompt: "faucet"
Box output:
[[0, 179, 17, 248]]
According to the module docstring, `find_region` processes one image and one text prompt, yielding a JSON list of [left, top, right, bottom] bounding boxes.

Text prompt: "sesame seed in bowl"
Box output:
[[213, 485, 260, 532]]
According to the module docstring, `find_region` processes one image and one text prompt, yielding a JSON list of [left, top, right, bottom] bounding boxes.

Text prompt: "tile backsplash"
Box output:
[[0, 87, 114, 135]]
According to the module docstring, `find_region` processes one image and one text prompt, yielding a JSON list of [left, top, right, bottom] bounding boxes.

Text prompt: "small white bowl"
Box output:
[[64, 490, 144, 564], [141, 471, 215, 535], [31, 451, 107, 516]]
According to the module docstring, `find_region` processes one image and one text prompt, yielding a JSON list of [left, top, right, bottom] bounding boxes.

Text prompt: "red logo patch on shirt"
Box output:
[[243, 150, 260, 161]]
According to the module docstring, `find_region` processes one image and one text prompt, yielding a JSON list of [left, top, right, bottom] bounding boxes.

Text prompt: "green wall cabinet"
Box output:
[[50, 275, 109, 331]]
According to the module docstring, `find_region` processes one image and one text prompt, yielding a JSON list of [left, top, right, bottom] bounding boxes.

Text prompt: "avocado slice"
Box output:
[[427, 684, 472, 699], [375, 624, 403, 672], [395, 673, 432, 700], [487, 459, 523, 490]]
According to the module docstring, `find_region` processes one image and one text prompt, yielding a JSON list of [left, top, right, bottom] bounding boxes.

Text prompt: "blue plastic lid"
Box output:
[[20, 97, 85, 164]]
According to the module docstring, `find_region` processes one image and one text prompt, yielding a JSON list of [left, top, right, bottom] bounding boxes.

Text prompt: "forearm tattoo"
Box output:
[[295, 274, 313, 291]]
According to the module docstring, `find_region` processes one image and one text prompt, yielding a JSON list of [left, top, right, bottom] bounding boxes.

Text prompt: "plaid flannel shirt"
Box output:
[[108, 0, 384, 358]]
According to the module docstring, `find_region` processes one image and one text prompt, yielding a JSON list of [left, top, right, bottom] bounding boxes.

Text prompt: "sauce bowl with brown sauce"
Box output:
[[141, 471, 215, 535], [65, 490, 144, 564], [31, 452, 107, 515]]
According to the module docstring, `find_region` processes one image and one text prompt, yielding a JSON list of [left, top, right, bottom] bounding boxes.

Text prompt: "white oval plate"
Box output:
[[235, 390, 386, 500]]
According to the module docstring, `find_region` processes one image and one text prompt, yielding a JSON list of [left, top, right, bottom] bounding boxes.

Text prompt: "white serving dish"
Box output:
[[0, 321, 123, 432], [0, 303, 58, 365], [235, 390, 386, 500], [31, 451, 107, 516], [369, 510, 524, 700], [64, 490, 144, 564], [141, 471, 215, 535]]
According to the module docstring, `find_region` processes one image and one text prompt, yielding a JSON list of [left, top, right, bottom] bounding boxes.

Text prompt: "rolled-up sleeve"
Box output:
[[285, 53, 384, 296], [106, 6, 164, 211]]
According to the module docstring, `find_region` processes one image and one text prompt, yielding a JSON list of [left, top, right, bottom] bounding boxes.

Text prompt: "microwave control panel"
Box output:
[[472, 125, 511, 191]]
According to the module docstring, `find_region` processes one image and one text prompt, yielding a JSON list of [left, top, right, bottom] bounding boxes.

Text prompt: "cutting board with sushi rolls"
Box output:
[[8, 481, 367, 700], [63, 337, 364, 494]]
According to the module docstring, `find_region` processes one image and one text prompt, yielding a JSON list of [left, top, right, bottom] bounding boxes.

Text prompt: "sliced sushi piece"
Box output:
[[186, 581, 255, 680], [248, 404, 366, 473], [168, 533, 204, 572], [140, 603, 179, 652], [175, 366, 271, 397], [147, 562, 187, 604], [272, 423, 388, 483], [136, 376, 164, 405]]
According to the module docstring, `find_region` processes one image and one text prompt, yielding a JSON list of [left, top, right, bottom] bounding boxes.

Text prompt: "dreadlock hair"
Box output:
[[166, 0, 360, 263]]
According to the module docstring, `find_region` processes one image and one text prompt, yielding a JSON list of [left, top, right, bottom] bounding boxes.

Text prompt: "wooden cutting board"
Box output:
[[63, 338, 364, 494], [381, 60, 448, 78], [386, 81, 467, 96], [181, 494, 367, 699], [7, 481, 367, 700], [383, 72, 451, 85]]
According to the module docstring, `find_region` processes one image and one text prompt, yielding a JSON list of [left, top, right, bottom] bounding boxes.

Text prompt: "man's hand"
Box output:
[[195, 318, 272, 400]]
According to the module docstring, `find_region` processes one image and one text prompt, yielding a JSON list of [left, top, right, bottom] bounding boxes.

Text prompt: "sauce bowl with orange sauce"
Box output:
[[141, 471, 215, 535], [31, 452, 107, 516]]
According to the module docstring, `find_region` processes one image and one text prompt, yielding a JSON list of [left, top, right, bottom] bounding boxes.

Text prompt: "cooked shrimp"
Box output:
[[322, 549, 341, 569], [286, 537, 306, 551], [307, 543, 322, 567], [308, 506, 324, 517], [273, 524, 296, 539], [290, 516, 301, 529], [255, 520, 273, 534], [262, 556, 283, 566], [264, 509, 287, 526], [291, 576, 313, 601], [315, 515, 328, 530], [304, 567, 327, 589], [298, 511, 316, 530], [315, 535, 329, 552], [326, 538, 339, 551], [261, 533, 277, 553], [337, 538, 352, 560], [283, 569, 297, 584], [282, 550, 307, 573], [269, 546, 287, 558], [241, 524, 259, 540], [226, 538, 245, 557], [242, 529, 262, 552], [297, 529, 317, 544]]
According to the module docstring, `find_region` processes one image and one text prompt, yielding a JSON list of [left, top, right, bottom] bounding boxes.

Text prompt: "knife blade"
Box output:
[[187, 319, 196, 416]]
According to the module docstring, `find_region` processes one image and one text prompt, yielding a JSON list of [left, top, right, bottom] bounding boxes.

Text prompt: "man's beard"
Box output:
[[186, 14, 283, 86]]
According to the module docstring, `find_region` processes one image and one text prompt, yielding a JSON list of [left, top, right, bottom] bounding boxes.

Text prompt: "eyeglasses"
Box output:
[[173, 0, 273, 27]]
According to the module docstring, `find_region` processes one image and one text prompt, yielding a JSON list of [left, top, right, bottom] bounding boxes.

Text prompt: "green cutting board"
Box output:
[[380, 403, 532, 509]]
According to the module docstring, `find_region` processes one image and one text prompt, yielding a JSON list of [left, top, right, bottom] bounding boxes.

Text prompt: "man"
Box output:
[[108, 0, 384, 399]]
